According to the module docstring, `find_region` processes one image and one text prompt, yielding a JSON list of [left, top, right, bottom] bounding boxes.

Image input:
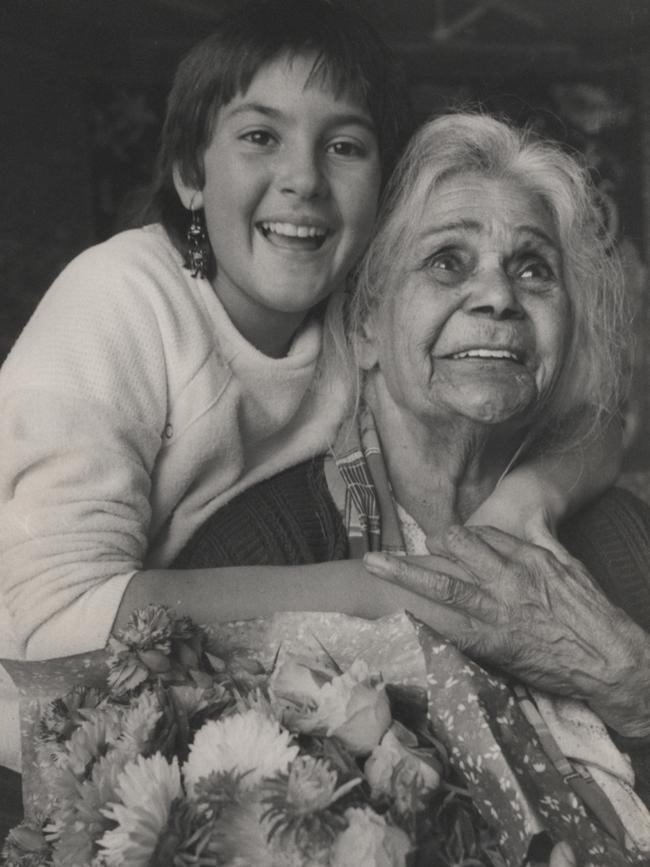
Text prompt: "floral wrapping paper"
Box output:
[[2, 610, 646, 865], [412, 619, 646, 866]]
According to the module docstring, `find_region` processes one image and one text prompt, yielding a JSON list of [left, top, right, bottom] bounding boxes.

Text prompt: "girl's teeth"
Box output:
[[261, 222, 325, 238]]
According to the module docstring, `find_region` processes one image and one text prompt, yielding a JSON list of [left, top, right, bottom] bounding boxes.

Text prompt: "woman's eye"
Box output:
[[240, 130, 275, 147], [517, 258, 555, 282], [432, 253, 459, 271], [423, 250, 467, 283], [327, 140, 365, 157]]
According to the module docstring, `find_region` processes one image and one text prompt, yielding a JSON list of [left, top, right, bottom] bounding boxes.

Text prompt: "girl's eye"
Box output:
[[240, 130, 276, 147], [327, 139, 366, 157]]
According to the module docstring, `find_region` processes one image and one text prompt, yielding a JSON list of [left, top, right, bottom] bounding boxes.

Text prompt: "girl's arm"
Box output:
[[466, 417, 623, 553], [113, 560, 471, 637]]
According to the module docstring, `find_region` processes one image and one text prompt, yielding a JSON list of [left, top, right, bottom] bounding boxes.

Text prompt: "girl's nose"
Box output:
[[278, 147, 328, 199], [465, 268, 524, 320]]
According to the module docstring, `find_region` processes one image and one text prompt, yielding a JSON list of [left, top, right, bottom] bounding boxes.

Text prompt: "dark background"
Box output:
[[2, 0, 650, 491]]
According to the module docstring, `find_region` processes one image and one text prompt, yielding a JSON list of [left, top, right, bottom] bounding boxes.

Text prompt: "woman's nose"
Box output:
[[278, 147, 328, 199], [466, 268, 524, 320]]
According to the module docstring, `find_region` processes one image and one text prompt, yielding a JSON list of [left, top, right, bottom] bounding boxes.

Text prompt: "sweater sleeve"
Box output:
[[0, 236, 170, 659]]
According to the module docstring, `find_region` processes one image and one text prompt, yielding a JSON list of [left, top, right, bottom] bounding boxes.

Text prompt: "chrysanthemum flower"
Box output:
[[2, 817, 51, 867], [43, 748, 130, 867], [50, 707, 123, 783], [283, 756, 359, 813], [183, 708, 299, 795], [114, 690, 161, 759], [96, 753, 182, 867], [259, 757, 358, 862], [211, 798, 329, 867], [38, 686, 104, 746], [193, 768, 249, 821]]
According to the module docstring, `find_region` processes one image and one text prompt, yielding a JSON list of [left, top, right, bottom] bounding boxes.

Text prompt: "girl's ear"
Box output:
[[354, 317, 380, 371], [172, 164, 203, 210]]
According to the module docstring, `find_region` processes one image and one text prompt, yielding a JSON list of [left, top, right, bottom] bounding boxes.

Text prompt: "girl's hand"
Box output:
[[465, 472, 571, 563]]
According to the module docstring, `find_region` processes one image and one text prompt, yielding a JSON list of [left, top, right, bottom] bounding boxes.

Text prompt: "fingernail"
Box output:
[[363, 552, 395, 578]]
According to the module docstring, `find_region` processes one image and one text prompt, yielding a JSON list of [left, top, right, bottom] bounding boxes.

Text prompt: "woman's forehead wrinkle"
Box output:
[[515, 226, 563, 259], [418, 219, 482, 242]]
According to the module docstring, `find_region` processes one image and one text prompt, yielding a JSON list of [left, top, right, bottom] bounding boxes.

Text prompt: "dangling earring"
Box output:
[[184, 203, 210, 279]]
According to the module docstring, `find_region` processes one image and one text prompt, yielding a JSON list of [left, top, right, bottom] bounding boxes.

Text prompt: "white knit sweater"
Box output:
[[0, 225, 349, 662]]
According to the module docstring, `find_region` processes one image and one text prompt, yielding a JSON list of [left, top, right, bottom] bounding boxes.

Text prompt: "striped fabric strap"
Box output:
[[513, 683, 628, 846], [329, 406, 406, 557]]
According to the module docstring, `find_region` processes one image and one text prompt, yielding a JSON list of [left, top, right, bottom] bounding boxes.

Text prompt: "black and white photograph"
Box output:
[[2, 2, 650, 864]]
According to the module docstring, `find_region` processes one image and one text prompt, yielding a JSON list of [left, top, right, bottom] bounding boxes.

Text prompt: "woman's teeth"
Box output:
[[260, 221, 326, 239], [451, 349, 520, 361]]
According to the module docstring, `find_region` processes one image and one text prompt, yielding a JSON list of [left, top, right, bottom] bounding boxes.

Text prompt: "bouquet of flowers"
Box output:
[[1, 606, 503, 867], [2, 607, 643, 867]]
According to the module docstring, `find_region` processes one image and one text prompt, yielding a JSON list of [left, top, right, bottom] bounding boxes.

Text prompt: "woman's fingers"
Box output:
[[363, 551, 500, 624], [427, 524, 514, 584], [471, 524, 595, 591], [470, 522, 573, 567]]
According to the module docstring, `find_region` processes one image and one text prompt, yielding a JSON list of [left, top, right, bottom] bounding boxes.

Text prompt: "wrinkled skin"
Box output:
[[364, 524, 650, 738]]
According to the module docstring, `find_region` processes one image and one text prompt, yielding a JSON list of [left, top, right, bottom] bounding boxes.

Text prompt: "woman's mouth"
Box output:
[[448, 348, 523, 363], [257, 221, 329, 251]]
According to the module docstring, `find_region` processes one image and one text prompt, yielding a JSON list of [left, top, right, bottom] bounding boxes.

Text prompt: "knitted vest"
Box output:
[[175, 459, 650, 636]]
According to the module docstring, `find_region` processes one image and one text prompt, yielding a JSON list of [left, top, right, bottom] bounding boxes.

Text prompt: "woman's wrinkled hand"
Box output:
[[363, 524, 650, 737]]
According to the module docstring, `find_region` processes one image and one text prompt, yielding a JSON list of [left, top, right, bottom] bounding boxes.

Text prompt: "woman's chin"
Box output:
[[428, 361, 538, 426], [438, 381, 538, 427]]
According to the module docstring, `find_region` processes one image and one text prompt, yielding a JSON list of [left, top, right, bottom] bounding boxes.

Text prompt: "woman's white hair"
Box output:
[[334, 111, 629, 449]]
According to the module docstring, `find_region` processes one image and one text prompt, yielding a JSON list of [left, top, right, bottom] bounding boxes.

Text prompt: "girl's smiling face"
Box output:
[[174, 52, 381, 356], [359, 172, 571, 432]]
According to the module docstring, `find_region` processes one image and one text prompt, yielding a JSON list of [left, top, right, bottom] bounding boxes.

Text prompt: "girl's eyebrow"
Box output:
[[223, 101, 376, 131]]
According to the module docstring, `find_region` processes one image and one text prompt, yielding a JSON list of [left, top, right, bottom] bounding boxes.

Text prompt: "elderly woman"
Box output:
[[167, 114, 650, 858], [346, 112, 650, 741]]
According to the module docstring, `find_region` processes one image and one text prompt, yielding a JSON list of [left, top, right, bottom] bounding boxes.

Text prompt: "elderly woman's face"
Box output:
[[360, 172, 570, 429]]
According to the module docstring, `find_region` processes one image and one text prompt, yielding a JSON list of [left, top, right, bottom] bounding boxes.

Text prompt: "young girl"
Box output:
[[0, 0, 619, 673]]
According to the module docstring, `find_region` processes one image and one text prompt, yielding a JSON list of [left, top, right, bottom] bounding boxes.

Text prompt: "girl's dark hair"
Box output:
[[139, 0, 412, 256]]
